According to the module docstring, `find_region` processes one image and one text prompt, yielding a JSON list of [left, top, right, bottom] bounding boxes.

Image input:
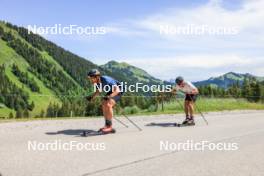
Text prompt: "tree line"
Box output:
[[198, 78, 264, 102], [12, 64, 40, 92]]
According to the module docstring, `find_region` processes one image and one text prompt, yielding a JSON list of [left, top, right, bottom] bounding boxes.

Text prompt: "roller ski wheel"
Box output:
[[81, 128, 116, 137], [174, 122, 195, 127]]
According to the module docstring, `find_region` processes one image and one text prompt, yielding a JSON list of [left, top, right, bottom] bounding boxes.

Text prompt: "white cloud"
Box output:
[[117, 55, 264, 81], [139, 0, 264, 32], [123, 55, 251, 68]]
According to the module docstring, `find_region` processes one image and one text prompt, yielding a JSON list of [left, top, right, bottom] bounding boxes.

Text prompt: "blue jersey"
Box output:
[[96, 76, 121, 94]]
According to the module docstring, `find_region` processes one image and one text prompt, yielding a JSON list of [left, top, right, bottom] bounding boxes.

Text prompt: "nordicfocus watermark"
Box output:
[[27, 24, 106, 35], [28, 140, 106, 151], [160, 140, 239, 151], [94, 82, 172, 93], [160, 24, 239, 36]]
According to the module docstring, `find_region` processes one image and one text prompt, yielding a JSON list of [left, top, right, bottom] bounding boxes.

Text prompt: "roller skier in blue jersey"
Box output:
[[86, 69, 122, 133]]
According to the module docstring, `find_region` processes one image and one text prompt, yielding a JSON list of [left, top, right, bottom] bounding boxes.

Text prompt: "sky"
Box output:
[[1, 0, 264, 81]]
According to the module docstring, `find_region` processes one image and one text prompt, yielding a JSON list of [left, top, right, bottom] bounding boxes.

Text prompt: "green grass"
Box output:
[[1, 98, 263, 122], [0, 39, 24, 66], [0, 105, 15, 119], [117, 98, 264, 116], [155, 98, 264, 114]]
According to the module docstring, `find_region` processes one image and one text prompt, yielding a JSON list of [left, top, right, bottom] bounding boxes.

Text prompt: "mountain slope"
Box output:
[[0, 24, 67, 117], [194, 72, 264, 88], [101, 60, 163, 85]]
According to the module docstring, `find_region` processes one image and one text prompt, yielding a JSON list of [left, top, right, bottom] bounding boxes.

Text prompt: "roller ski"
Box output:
[[174, 117, 195, 127], [82, 126, 116, 137]]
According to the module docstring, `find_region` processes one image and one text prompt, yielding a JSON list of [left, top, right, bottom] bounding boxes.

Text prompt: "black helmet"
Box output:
[[87, 69, 100, 77], [175, 76, 184, 85]]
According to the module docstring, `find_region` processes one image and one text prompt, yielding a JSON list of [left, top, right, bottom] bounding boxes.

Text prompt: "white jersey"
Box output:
[[175, 81, 198, 94]]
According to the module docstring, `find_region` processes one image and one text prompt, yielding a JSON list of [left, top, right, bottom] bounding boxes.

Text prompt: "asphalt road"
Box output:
[[0, 110, 264, 176]]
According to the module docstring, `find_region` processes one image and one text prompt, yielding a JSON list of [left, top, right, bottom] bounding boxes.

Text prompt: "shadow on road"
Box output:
[[46, 129, 97, 136], [145, 122, 177, 127]]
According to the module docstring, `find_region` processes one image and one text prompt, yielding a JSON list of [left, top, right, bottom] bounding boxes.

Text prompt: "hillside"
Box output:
[[2, 22, 109, 87], [194, 72, 264, 89], [101, 60, 163, 85], [0, 21, 106, 118], [0, 23, 66, 117]]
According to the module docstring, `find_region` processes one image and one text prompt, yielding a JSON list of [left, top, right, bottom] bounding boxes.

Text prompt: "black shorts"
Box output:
[[185, 94, 198, 102], [112, 94, 122, 102], [106, 92, 122, 103]]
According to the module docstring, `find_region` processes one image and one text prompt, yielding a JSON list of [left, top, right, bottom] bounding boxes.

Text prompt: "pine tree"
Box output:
[[8, 112, 14, 119], [253, 82, 261, 102], [46, 103, 54, 117], [242, 78, 251, 99], [0, 26, 4, 36], [15, 108, 23, 118], [40, 109, 45, 118], [23, 109, 29, 118], [28, 101, 35, 111]]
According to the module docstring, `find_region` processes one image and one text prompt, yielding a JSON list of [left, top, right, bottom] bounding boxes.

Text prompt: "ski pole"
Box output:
[[113, 117, 129, 128], [190, 96, 209, 125], [121, 111, 142, 131], [195, 104, 208, 125]]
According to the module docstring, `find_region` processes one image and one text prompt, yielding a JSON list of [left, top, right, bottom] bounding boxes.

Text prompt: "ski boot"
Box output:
[[175, 116, 195, 127], [98, 126, 116, 134]]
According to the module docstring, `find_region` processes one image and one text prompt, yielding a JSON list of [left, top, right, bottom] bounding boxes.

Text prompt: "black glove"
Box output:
[[86, 96, 93, 102]]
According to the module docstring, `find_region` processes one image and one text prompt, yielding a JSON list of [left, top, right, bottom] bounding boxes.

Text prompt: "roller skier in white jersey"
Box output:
[[172, 76, 199, 125]]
